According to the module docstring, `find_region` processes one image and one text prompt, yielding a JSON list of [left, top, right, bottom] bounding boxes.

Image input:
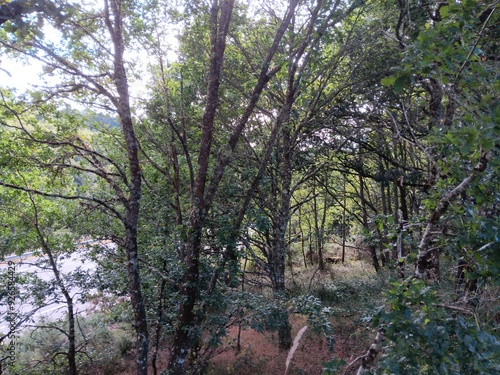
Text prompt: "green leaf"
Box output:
[[393, 73, 411, 93], [440, 5, 450, 18], [381, 76, 397, 86], [480, 137, 495, 151]]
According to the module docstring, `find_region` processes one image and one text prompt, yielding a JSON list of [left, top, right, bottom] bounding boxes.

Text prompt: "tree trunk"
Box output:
[[269, 242, 293, 349], [313, 183, 325, 270], [268, 156, 293, 349], [392, 176, 400, 260], [167, 0, 303, 367], [359, 169, 380, 271], [415, 152, 491, 278], [168, 1, 235, 372], [298, 206, 307, 268], [342, 175, 347, 263], [30, 194, 78, 375], [104, 2, 148, 373], [50, 259, 77, 375], [168, 233, 203, 374], [152, 260, 168, 375]]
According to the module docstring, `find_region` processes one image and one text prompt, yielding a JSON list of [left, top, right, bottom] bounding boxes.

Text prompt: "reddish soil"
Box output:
[[206, 315, 331, 375], [116, 314, 367, 375]]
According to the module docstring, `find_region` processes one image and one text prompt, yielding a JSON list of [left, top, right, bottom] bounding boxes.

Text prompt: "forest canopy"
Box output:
[[0, 0, 499, 374]]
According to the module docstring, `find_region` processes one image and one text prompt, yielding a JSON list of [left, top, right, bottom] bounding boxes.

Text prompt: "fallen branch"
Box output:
[[436, 303, 474, 315], [284, 325, 308, 375], [342, 354, 364, 375]]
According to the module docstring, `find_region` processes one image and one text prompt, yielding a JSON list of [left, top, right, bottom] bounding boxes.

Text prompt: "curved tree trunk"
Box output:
[[30, 193, 78, 375]]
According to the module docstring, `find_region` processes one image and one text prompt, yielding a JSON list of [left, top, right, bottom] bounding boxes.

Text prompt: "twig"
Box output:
[[308, 267, 321, 293], [343, 354, 364, 375], [455, 6, 497, 83], [355, 328, 385, 374], [436, 303, 474, 315]]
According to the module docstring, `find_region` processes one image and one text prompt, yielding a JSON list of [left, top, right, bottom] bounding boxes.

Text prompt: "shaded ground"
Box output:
[[115, 312, 368, 375], [205, 314, 364, 375], [115, 257, 380, 375]]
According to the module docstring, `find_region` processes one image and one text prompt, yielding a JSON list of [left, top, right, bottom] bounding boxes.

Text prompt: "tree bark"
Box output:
[[104, 1, 148, 373], [415, 151, 491, 278], [359, 169, 380, 271], [313, 183, 325, 270], [167, 1, 301, 370], [342, 174, 347, 263], [29, 192, 77, 375], [167, 1, 235, 372]]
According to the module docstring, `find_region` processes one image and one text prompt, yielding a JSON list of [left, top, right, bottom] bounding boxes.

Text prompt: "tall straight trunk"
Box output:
[[287, 222, 293, 271], [298, 206, 307, 268], [320, 189, 328, 263], [271, 128, 293, 350], [262, 72, 296, 350], [379, 162, 390, 265], [359, 167, 380, 271], [152, 260, 168, 375], [380, 159, 388, 218], [168, 2, 234, 372], [168, 229, 203, 374], [342, 174, 347, 263], [270, 229, 293, 349], [386, 164, 393, 215], [313, 183, 325, 270], [104, 2, 148, 373], [308, 230, 314, 265], [392, 177, 400, 260]]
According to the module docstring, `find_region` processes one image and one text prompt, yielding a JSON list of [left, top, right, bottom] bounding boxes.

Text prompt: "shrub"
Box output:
[[1, 313, 134, 375]]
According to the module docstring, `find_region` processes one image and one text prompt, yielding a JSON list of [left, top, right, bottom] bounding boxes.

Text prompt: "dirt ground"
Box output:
[[116, 313, 367, 375]]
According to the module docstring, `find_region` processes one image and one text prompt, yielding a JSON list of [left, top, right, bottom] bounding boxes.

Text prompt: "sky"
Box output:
[[0, 58, 43, 92], [0, 39, 178, 104], [0, 0, 183, 103], [0, 50, 155, 108]]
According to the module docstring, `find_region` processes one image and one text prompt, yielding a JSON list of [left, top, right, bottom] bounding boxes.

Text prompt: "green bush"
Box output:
[[2, 314, 134, 375], [372, 280, 500, 374]]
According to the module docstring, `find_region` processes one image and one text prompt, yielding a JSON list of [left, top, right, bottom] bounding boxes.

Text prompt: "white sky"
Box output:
[[0, 58, 43, 92], [0, 34, 178, 105]]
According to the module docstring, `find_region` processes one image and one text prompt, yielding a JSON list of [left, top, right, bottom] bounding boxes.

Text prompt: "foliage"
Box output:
[[322, 357, 347, 375], [2, 314, 134, 375], [1, 0, 499, 373], [291, 294, 335, 349], [370, 279, 500, 374]]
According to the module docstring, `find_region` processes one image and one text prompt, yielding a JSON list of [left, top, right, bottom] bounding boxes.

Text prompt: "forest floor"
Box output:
[[116, 256, 382, 375], [203, 313, 368, 375], [116, 310, 369, 375]]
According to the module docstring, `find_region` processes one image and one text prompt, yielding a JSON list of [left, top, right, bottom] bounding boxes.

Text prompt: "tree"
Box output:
[[0, 122, 96, 374], [162, 0, 304, 370], [350, 0, 500, 372], [1, 1, 148, 372]]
